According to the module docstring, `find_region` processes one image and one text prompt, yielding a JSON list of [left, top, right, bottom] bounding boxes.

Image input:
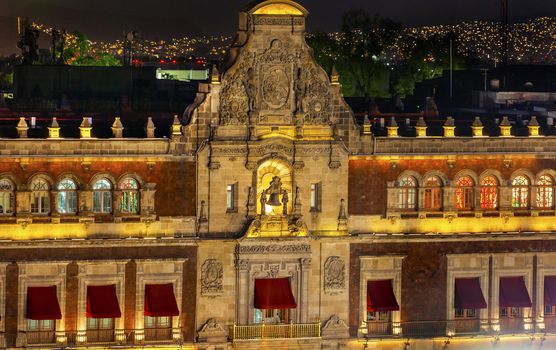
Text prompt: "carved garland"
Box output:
[[237, 244, 311, 254]]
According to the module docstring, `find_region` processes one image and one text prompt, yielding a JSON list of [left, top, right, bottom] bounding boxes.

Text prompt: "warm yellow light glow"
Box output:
[[387, 126, 399, 137], [500, 125, 512, 137], [443, 126, 455, 137], [529, 125, 540, 137], [472, 126, 484, 137], [416, 126, 427, 137], [253, 3, 303, 15]]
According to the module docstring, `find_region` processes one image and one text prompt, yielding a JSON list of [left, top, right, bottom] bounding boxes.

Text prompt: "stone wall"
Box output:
[[0, 241, 197, 347], [349, 156, 556, 217], [349, 236, 556, 336], [372, 136, 556, 155], [0, 158, 196, 218]]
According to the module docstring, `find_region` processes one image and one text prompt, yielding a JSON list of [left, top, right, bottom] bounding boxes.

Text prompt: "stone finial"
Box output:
[[16, 117, 29, 138], [443, 116, 456, 137], [146, 116, 156, 138], [387, 117, 398, 137], [171, 114, 182, 137], [499, 116, 512, 137], [362, 114, 372, 135], [415, 117, 427, 137], [79, 117, 92, 139], [48, 117, 60, 139], [528, 116, 540, 137], [111, 117, 124, 138], [210, 65, 220, 84], [472, 116, 484, 137], [330, 65, 340, 85]]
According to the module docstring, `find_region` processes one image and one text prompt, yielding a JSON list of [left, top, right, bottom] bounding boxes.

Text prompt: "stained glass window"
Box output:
[[480, 176, 498, 210], [511, 175, 529, 208], [119, 178, 139, 214], [455, 176, 474, 210], [31, 178, 50, 214], [57, 179, 77, 214], [0, 179, 14, 215], [93, 179, 112, 213], [398, 176, 417, 210], [536, 175, 553, 209], [423, 176, 442, 210]]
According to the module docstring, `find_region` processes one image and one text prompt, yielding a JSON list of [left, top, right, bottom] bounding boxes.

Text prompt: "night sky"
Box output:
[[0, 0, 554, 55]]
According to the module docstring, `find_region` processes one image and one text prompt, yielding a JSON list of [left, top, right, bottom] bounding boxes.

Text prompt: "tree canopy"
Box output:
[[307, 9, 463, 99], [63, 31, 121, 67]]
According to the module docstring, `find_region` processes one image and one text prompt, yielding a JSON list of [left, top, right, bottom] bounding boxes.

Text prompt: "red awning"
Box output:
[[254, 278, 297, 309], [455, 277, 487, 309], [145, 283, 180, 317], [545, 276, 556, 306], [367, 280, 400, 312], [27, 286, 62, 320], [87, 285, 121, 318], [500, 276, 532, 308]]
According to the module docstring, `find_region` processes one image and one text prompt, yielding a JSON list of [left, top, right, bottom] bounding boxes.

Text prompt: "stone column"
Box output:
[[443, 184, 455, 211], [15, 191, 30, 215], [300, 258, 311, 323], [235, 259, 250, 324]]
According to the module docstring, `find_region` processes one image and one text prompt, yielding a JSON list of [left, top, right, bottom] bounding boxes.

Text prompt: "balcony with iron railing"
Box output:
[[231, 322, 321, 341], [362, 319, 546, 339], [10, 328, 183, 348], [8, 319, 556, 348]]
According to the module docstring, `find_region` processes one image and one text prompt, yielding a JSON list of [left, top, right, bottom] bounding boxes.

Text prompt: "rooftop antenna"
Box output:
[[123, 31, 137, 66]]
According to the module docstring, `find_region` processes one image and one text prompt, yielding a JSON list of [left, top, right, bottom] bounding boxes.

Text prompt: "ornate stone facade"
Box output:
[[0, 1, 555, 350]]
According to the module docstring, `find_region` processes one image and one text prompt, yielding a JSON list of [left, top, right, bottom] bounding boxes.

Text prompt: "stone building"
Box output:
[[0, 1, 555, 349]]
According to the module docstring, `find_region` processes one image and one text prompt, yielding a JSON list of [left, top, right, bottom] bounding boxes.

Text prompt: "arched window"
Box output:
[[423, 176, 442, 210], [536, 175, 554, 209], [0, 179, 15, 215], [511, 175, 530, 208], [57, 179, 77, 214], [31, 178, 50, 214], [455, 176, 474, 210], [480, 176, 498, 210], [93, 179, 112, 213], [119, 178, 139, 214], [398, 176, 417, 210]]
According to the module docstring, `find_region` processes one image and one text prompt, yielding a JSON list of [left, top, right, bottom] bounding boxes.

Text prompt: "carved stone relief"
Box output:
[[200, 259, 223, 297], [321, 314, 350, 339], [261, 65, 290, 110], [218, 36, 336, 127], [237, 244, 311, 254], [324, 256, 345, 294], [197, 318, 228, 343]]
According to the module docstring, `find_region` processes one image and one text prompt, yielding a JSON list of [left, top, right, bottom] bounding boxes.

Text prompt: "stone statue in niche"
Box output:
[[324, 256, 345, 294], [200, 259, 223, 297], [260, 189, 267, 215], [294, 67, 306, 114], [260, 176, 288, 215], [244, 67, 257, 112], [282, 191, 288, 215]]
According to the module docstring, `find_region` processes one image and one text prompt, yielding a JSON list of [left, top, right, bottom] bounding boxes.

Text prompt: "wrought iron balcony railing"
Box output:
[[231, 322, 321, 341], [6, 328, 182, 348]]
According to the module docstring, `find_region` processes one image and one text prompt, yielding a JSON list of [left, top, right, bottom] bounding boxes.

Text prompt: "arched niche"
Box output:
[[256, 158, 293, 215]]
